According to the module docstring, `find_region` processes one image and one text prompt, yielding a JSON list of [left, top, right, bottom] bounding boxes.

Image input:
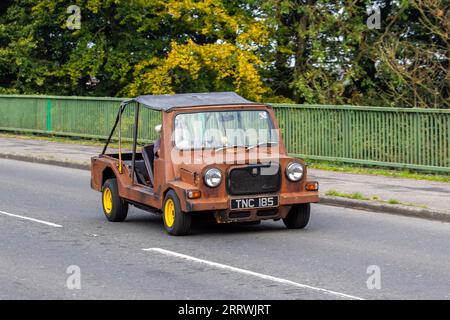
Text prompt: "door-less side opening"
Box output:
[[141, 144, 155, 187]]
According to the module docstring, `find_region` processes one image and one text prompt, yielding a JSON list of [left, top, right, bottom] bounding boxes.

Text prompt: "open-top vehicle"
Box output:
[[90, 92, 319, 235]]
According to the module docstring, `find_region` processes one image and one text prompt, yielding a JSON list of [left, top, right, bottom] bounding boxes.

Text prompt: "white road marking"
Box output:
[[143, 247, 364, 300], [0, 210, 63, 228]]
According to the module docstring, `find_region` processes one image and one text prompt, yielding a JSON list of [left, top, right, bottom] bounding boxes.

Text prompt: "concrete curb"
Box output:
[[2, 153, 449, 223], [320, 196, 450, 223], [0, 153, 90, 171]]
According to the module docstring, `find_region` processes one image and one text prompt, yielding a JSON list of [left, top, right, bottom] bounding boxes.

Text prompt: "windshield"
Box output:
[[173, 110, 278, 150]]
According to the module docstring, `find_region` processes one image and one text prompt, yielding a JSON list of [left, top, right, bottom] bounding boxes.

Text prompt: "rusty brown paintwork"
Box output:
[[91, 103, 319, 224]]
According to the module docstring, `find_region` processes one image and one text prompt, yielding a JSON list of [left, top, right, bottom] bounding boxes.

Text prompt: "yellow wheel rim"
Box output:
[[164, 198, 175, 228], [103, 187, 113, 214]]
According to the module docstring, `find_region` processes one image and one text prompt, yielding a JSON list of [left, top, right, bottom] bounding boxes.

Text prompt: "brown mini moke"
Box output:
[[91, 92, 319, 235]]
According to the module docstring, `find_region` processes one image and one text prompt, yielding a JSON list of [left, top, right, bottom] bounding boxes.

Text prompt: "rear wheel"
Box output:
[[102, 178, 128, 222], [163, 190, 191, 236], [283, 203, 310, 229]]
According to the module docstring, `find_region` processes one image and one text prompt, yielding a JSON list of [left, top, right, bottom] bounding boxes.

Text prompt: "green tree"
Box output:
[[0, 0, 448, 107], [0, 0, 270, 99], [259, 0, 448, 108], [125, 0, 269, 100], [375, 0, 449, 108]]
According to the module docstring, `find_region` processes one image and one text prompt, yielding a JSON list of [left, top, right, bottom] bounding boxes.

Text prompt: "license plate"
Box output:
[[230, 196, 279, 210]]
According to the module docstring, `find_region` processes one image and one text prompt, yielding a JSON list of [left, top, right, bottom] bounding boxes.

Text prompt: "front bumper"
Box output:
[[185, 191, 319, 216]]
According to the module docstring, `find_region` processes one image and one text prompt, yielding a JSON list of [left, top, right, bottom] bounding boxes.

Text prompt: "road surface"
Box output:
[[0, 159, 449, 299]]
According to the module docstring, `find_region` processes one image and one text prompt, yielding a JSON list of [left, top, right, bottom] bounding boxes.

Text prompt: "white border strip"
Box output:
[[0, 210, 63, 228], [143, 247, 364, 300]]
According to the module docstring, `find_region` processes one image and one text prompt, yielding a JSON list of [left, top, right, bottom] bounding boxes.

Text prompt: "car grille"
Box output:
[[228, 164, 281, 196], [228, 211, 251, 219], [257, 209, 279, 217]]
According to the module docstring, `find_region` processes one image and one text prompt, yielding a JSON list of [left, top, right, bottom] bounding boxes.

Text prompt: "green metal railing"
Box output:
[[0, 95, 449, 173], [274, 104, 450, 173]]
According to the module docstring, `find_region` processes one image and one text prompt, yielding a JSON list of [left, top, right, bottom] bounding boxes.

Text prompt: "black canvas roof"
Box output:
[[127, 92, 257, 111]]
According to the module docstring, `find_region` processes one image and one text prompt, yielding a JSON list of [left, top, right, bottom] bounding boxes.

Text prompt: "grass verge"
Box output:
[[324, 189, 370, 200], [307, 159, 450, 183], [325, 189, 428, 209]]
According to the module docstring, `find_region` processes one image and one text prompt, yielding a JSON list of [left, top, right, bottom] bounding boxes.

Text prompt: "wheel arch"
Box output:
[[161, 185, 188, 212], [102, 166, 116, 186]]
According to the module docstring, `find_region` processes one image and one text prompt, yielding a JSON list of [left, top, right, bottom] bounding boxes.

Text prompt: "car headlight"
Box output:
[[286, 162, 304, 182], [204, 168, 222, 187]]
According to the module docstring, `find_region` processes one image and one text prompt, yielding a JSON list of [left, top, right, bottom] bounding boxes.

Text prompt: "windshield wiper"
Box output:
[[215, 145, 245, 152], [215, 142, 278, 152], [246, 141, 278, 150]]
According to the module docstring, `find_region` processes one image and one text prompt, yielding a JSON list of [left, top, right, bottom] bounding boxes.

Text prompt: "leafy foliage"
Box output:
[[0, 0, 448, 107], [126, 40, 267, 101]]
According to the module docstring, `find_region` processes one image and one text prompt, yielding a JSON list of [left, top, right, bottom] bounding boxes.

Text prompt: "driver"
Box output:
[[154, 124, 162, 158], [174, 116, 191, 149]]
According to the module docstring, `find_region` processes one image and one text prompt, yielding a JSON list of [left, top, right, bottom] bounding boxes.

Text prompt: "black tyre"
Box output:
[[163, 190, 192, 236], [102, 178, 128, 222], [283, 203, 310, 229]]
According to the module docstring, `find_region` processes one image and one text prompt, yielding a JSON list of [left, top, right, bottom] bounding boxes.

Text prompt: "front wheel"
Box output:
[[163, 190, 192, 236], [283, 203, 310, 229], [102, 178, 128, 222]]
